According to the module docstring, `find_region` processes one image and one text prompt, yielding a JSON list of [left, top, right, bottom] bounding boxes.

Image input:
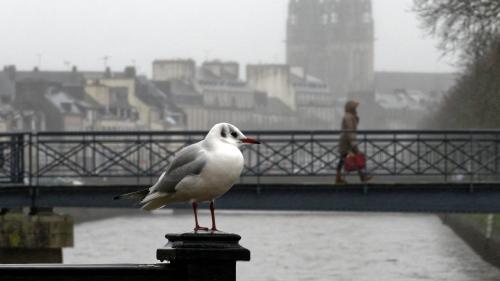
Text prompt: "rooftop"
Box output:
[[375, 71, 457, 95], [45, 89, 83, 115]]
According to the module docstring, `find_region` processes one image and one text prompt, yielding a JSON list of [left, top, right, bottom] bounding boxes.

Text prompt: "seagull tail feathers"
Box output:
[[113, 188, 149, 201], [140, 192, 171, 211], [141, 200, 165, 211]]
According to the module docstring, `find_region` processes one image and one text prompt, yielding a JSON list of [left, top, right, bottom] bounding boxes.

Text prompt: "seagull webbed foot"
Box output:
[[194, 226, 209, 232]]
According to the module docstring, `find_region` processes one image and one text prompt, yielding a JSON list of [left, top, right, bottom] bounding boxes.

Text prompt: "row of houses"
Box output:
[[152, 60, 337, 130], [0, 65, 185, 132], [0, 60, 340, 132], [0, 60, 455, 132]]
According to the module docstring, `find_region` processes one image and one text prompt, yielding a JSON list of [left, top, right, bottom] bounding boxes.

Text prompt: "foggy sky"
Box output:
[[0, 0, 457, 77]]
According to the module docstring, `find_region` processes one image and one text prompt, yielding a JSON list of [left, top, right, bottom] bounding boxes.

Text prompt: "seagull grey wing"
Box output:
[[151, 142, 207, 194]]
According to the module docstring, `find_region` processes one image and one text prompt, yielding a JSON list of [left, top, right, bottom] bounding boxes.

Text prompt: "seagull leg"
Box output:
[[192, 202, 208, 232], [210, 200, 218, 232]]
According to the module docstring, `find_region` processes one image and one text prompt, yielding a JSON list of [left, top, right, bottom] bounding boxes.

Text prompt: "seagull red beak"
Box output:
[[241, 137, 260, 144]]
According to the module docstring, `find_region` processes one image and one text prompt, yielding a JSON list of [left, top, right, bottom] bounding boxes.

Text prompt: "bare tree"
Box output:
[[414, 1, 500, 129], [413, 0, 500, 60]]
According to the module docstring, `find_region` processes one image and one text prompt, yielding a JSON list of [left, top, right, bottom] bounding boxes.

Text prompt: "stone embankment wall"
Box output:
[[441, 214, 500, 268], [0, 210, 73, 263]]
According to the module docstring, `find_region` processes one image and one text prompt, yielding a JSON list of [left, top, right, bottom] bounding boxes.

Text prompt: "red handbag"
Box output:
[[344, 153, 366, 172]]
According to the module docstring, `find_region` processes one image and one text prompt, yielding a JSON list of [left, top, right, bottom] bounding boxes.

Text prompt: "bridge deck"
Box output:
[[1, 182, 499, 213]]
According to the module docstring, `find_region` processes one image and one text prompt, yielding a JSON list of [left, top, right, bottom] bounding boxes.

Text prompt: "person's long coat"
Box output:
[[338, 101, 359, 154]]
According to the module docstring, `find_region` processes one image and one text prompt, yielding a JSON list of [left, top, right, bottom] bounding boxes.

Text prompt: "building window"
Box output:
[[363, 12, 371, 23], [290, 14, 297, 25], [331, 12, 338, 23], [61, 102, 72, 113], [322, 14, 328, 25], [0, 96, 11, 104]]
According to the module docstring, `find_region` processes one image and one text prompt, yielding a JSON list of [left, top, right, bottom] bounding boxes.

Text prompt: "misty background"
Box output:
[[0, 2, 500, 279], [1, 0, 455, 75], [0, 0, 472, 132]]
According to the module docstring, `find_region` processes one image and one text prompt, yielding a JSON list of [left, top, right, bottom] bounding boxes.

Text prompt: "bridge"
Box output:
[[0, 130, 500, 212]]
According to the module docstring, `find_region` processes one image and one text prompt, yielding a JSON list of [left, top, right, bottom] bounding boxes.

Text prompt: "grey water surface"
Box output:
[[64, 211, 500, 281]]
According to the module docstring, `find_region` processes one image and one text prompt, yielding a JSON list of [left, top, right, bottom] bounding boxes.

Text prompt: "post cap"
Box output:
[[157, 232, 250, 262]]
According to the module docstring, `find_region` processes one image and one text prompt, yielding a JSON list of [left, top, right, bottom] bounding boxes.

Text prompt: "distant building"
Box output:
[[84, 79, 141, 131], [16, 67, 87, 97], [85, 66, 185, 131], [253, 93, 297, 130], [198, 61, 257, 129], [155, 79, 205, 130], [0, 66, 16, 105], [246, 64, 335, 129], [153, 60, 301, 130], [0, 66, 17, 131], [286, 0, 374, 99], [154, 60, 259, 130], [374, 71, 456, 97], [13, 80, 52, 131], [290, 67, 336, 129], [136, 75, 185, 130], [153, 59, 196, 82], [0, 105, 13, 132], [44, 87, 93, 131], [374, 71, 457, 128], [246, 64, 296, 110], [201, 61, 239, 80], [0, 65, 184, 132], [6, 67, 101, 131]]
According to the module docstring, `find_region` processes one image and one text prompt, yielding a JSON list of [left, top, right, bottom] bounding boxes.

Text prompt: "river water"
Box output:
[[64, 211, 500, 281]]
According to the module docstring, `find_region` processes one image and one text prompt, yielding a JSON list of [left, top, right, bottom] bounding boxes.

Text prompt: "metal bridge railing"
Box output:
[[0, 133, 24, 184], [1, 130, 500, 185]]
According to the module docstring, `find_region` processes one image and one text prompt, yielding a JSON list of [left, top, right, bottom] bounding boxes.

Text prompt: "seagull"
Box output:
[[114, 123, 259, 232]]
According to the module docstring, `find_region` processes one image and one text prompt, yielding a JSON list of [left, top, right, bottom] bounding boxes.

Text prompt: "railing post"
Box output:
[[291, 133, 295, 176], [9, 134, 22, 184], [495, 133, 499, 182], [256, 133, 261, 186], [363, 131, 367, 175], [149, 133, 153, 185], [468, 132, 472, 182], [417, 133, 421, 175], [393, 132, 396, 175], [444, 133, 448, 182], [157, 233, 250, 281], [16, 134, 24, 184], [28, 133, 32, 186], [35, 132, 39, 186], [136, 134, 141, 185]]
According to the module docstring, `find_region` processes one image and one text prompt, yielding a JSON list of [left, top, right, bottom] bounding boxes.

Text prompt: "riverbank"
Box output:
[[55, 207, 144, 224], [441, 214, 500, 268], [64, 211, 500, 280], [58, 207, 500, 274]]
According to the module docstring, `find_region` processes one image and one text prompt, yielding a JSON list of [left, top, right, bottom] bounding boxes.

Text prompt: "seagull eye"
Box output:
[[231, 132, 238, 138]]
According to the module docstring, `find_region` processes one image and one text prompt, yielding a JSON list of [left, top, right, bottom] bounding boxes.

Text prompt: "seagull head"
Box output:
[[206, 123, 260, 147]]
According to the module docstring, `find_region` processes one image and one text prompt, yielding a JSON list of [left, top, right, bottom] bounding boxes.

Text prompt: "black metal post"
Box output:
[[157, 233, 250, 281], [0, 233, 250, 281], [9, 135, 20, 183], [0, 264, 182, 281]]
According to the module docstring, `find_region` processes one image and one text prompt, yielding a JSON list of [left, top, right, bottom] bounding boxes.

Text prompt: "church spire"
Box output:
[[286, 0, 374, 99]]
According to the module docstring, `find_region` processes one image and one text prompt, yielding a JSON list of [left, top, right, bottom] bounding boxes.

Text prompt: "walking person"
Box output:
[[336, 100, 372, 184]]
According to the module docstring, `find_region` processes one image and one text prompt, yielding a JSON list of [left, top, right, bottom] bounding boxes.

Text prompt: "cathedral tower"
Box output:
[[286, 0, 374, 98]]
